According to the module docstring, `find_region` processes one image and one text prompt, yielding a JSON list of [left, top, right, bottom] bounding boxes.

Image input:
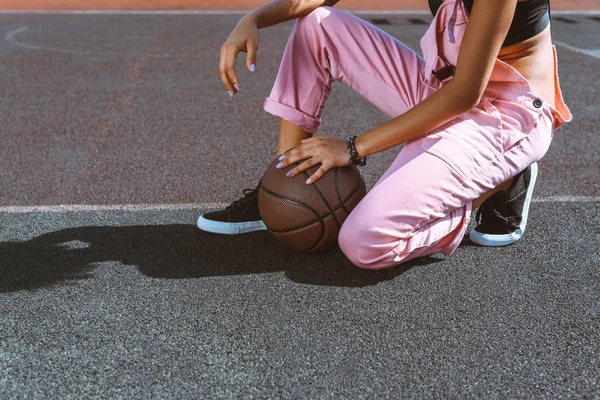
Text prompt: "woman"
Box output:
[[198, 0, 572, 270]]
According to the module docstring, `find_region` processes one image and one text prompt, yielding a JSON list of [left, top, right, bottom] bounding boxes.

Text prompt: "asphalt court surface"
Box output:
[[1, 11, 599, 398]]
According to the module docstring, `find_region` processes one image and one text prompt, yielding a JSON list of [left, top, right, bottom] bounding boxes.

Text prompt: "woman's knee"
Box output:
[[338, 215, 407, 271], [301, 6, 336, 23], [296, 6, 342, 33], [338, 221, 371, 269]]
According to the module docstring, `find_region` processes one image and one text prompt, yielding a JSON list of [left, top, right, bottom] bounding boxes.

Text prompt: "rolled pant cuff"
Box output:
[[264, 97, 321, 134]]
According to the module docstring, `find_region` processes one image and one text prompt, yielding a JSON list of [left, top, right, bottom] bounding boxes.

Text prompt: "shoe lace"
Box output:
[[476, 190, 509, 225], [476, 189, 522, 228], [226, 187, 259, 213]]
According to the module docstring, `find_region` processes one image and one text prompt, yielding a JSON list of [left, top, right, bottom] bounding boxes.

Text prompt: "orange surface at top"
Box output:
[[0, 0, 423, 11], [0, 0, 597, 11]]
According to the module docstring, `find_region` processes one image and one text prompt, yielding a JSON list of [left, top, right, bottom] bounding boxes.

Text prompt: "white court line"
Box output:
[[533, 196, 600, 203], [0, 10, 599, 15], [4, 26, 202, 58], [0, 203, 229, 214], [554, 41, 600, 59], [0, 197, 598, 214]]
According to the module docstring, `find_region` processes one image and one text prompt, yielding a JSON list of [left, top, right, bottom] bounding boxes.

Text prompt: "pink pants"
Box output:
[[264, 1, 572, 270]]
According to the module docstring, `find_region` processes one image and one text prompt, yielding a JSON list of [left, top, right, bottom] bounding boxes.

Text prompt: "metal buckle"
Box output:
[[433, 62, 455, 83]]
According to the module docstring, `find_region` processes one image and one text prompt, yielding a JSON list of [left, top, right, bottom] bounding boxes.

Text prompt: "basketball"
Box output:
[[258, 156, 367, 253]]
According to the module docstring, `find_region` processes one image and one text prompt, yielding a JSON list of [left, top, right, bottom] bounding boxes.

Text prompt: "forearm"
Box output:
[[247, 0, 337, 29], [355, 81, 478, 157]]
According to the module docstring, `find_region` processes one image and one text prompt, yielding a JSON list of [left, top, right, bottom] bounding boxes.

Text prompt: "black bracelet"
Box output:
[[347, 136, 367, 167]]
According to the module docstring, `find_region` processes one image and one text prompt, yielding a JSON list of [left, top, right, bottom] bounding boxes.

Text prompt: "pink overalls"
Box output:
[[263, 0, 572, 269]]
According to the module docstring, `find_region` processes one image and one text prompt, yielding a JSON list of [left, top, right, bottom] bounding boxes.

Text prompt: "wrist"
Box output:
[[242, 12, 259, 27], [354, 135, 368, 159], [347, 136, 367, 167]]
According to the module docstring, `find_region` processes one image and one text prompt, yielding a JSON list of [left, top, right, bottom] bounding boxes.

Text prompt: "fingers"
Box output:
[[220, 36, 258, 96], [246, 38, 258, 73], [305, 164, 330, 185], [277, 142, 316, 170], [219, 44, 241, 96], [281, 157, 325, 184], [276, 142, 330, 184], [275, 137, 348, 184]]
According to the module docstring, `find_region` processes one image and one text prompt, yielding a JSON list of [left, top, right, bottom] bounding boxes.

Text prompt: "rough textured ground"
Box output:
[[0, 11, 599, 399], [0, 0, 597, 11]]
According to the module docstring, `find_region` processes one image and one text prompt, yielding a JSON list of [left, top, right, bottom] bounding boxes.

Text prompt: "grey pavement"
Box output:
[[0, 12, 599, 398]]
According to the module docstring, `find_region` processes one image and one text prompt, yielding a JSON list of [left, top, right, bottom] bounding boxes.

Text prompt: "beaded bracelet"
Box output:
[[347, 136, 367, 167]]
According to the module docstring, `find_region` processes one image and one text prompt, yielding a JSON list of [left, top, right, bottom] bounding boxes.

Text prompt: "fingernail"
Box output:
[[228, 91, 233, 97], [234, 84, 240, 91], [306, 178, 312, 184], [286, 171, 293, 177], [251, 64, 256, 72], [278, 154, 285, 161], [276, 162, 284, 169]]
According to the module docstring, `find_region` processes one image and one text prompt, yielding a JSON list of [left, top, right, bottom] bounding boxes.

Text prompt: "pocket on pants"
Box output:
[[492, 98, 544, 153], [420, 134, 478, 182], [481, 98, 525, 153], [420, 99, 507, 182]]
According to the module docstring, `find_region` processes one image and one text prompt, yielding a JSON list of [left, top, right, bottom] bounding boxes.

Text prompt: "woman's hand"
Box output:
[[219, 15, 259, 96], [276, 136, 350, 184]]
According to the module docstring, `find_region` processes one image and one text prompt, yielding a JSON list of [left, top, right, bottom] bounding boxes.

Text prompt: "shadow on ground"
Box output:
[[0, 225, 443, 292]]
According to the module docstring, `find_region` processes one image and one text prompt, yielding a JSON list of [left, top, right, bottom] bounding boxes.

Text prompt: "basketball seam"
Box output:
[[335, 168, 351, 215], [309, 186, 365, 253], [301, 169, 341, 229], [259, 186, 325, 250], [259, 182, 364, 234], [309, 214, 335, 253]]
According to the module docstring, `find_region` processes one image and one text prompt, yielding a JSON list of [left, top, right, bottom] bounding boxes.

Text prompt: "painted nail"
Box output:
[[234, 84, 240, 91], [306, 178, 312, 184], [276, 162, 284, 169], [251, 64, 256, 72], [228, 91, 233, 97], [278, 154, 285, 161], [286, 170, 293, 177]]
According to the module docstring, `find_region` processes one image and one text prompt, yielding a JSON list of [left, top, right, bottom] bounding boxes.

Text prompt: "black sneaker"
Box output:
[[197, 183, 267, 235], [469, 162, 538, 246]]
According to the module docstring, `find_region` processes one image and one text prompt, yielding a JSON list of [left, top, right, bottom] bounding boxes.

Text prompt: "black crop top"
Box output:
[[428, 0, 550, 46]]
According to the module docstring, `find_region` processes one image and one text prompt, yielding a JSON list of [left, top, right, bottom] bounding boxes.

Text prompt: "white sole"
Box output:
[[197, 214, 267, 235], [469, 162, 538, 247]]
